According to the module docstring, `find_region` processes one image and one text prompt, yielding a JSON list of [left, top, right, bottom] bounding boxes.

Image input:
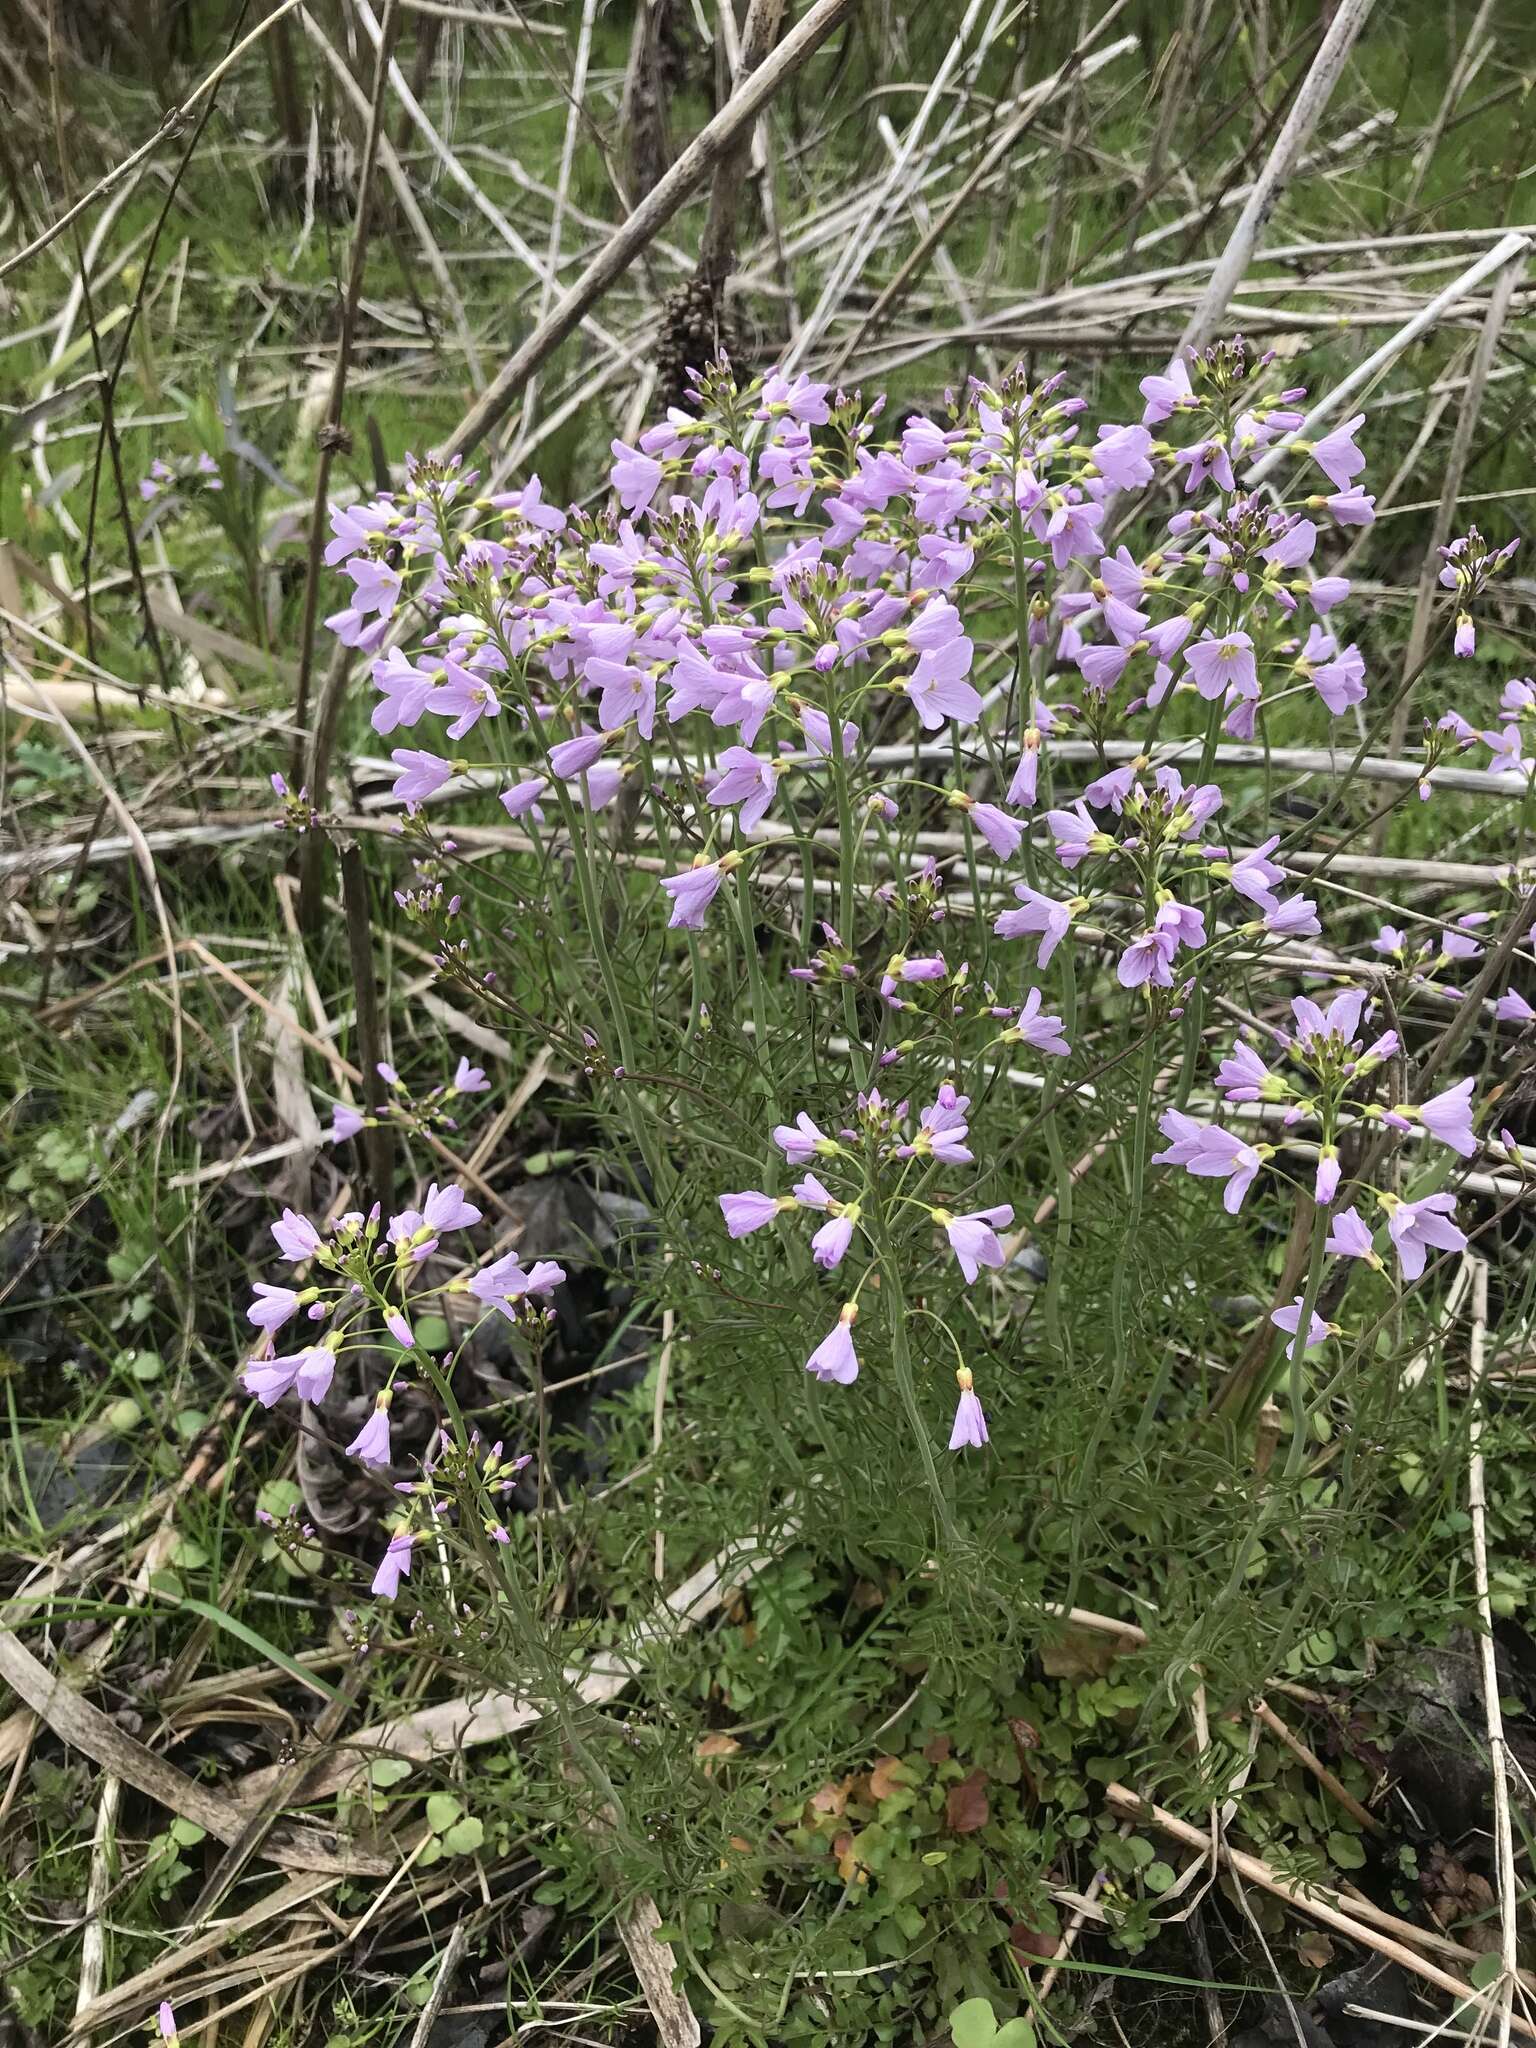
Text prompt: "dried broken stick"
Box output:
[[1105, 1782, 1536, 2032], [0, 1627, 391, 1879]]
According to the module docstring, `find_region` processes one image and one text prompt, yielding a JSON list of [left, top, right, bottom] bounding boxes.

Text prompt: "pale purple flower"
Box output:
[[549, 732, 607, 777], [242, 1343, 335, 1408], [1309, 413, 1365, 492], [1266, 895, 1322, 938], [1415, 1076, 1477, 1158], [1139, 357, 1195, 423], [708, 747, 778, 830], [1262, 517, 1317, 570], [1155, 1117, 1264, 1212], [1076, 642, 1133, 694], [1215, 1041, 1278, 1102], [159, 2003, 178, 2043], [390, 748, 454, 807], [806, 1309, 859, 1385], [330, 1104, 366, 1144], [427, 656, 502, 739], [913, 1084, 972, 1164], [659, 860, 726, 930], [1008, 744, 1041, 809], [590, 658, 656, 740], [1046, 803, 1103, 869], [948, 1373, 989, 1450], [341, 553, 402, 619], [1186, 630, 1258, 701], [371, 649, 437, 736], [346, 1396, 394, 1468], [1151, 1110, 1206, 1167], [968, 801, 1024, 860], [1084, 761, 1140, 812], [609, 439, 663, 513], [1314, 1152, 1341, 1206], [1172, 437, 1235, 494], [371, 1527, 416, 1599], [942, 1204, 1014, 1284], [1271, 1298, 1331, 1351], [994, 884, 1075, 967], [1454, 614, 1475, 659], [422, 1182, 481, 1233], [811, 1211, 856, 1270], [272, 1208, 322, 1263], [1291, 988, 1367, 1050], [1326, 490, 1375, 527], [1387, 1193, 1466, 1282], [1326, 1205, 1378, 1263], [501, 776, 549, 821], [1156, 897, 1206, 953], [1044, 496, 1104, 568], [775, 1113, 829, 1165], [1497, 988, 1535, 1023], [1118, 924, 1178, 990], [1090, 422, 1154, 489], [798, 704, 858, 758], [1229, 835, 1285, 911], [1009, 987, 1070, 1057], [1311, 643, 1366, 715], [453, 1058, 490, 1094], [467, 1253, 566, 1312], [248, 1283, 302, 1334], [719, 1190, 781, 1238], [907, 637, 982, 730]]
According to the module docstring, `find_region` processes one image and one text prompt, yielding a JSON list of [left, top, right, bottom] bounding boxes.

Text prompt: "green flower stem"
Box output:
[[871, 1213, 956, 1543], [1280, 1206, 1331, 1479], [1041, 938, 1077, 1351], [733, 867, 774, 1098]]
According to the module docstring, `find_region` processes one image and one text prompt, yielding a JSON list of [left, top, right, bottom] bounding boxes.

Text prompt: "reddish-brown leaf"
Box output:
[[868, 1754, 908, 1800], [945, 1768, 990, 1835]]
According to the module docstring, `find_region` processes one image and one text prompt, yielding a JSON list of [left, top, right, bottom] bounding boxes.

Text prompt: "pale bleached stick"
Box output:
[[2, 0, 311, 279], [229, 1526, 794, 1809], [1106, 1783, 1536, 2030], [842, 13, 1138, 356], [348, 0, 629, 366], [1401, 0, 1496, 219], [1244, 230, 1534, 488], [438, 0, 856, 460], [297, 6, 483, 386], [73, 1772, 122, 2023], [1179, 0, 1379, 357], [783, 0, 990, 376], [1380, 252, 1524, 777], [538, 0, 597, 326]]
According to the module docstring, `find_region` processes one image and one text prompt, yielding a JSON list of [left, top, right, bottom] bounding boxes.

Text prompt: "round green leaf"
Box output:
[[425, 1791, 462, 1832], [950, 1997, 999, 2048]]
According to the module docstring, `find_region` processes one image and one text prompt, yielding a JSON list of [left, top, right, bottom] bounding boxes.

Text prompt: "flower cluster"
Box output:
[[238, 343, 1520, 1600], [1157, 986, 1477, 1282], [327, 1056, 490, 1146], [138, 449, 223, 506], [242, 1181, 562, 1588], [721, 1082, 1015, 1449]]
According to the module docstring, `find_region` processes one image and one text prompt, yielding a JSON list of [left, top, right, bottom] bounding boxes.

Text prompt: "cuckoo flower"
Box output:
[[948, 1367, 989, 1449], [806, 1305, 860, 1384], [1384, 1193, 1467, 1282]]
